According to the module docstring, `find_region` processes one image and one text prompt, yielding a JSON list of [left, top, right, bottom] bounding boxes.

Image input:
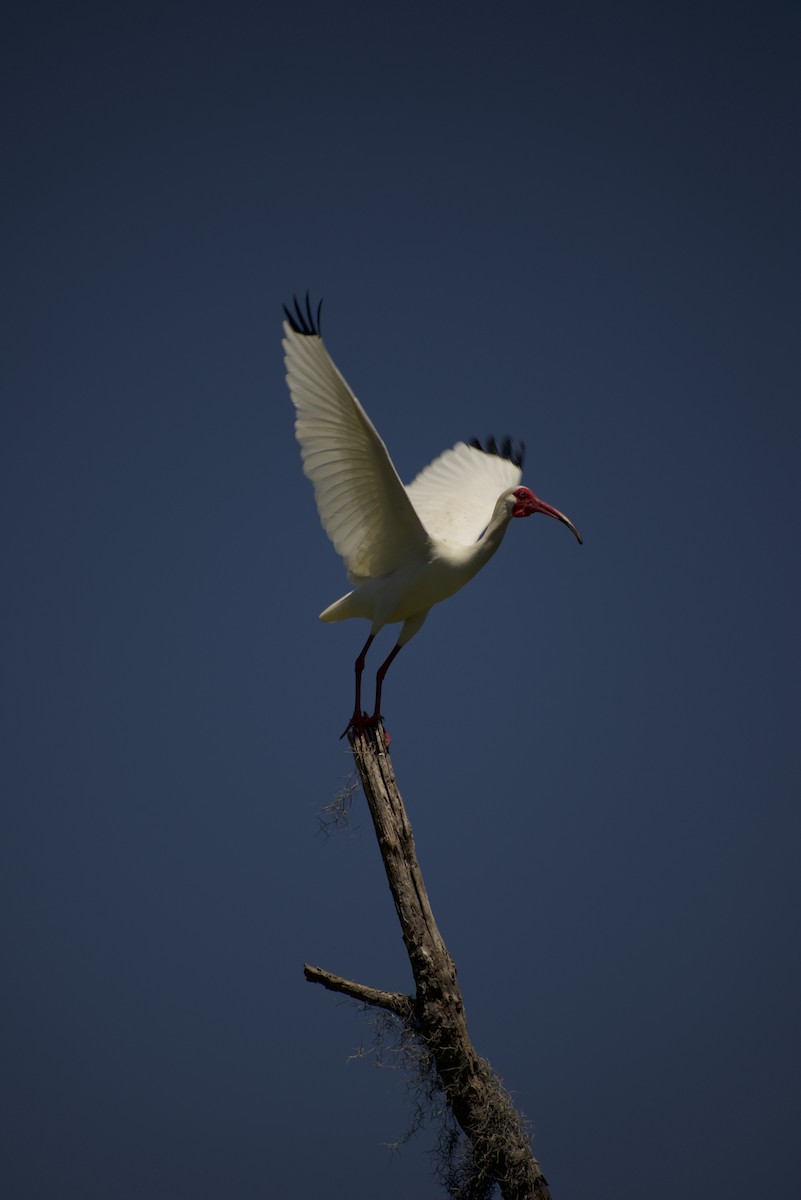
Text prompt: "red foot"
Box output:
[[339, 712, 391, 745], [339, 710, 371, 740]]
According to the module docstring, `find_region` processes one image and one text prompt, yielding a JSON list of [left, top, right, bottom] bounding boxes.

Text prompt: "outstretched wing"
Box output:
[[406, 438, 524, 545], [283, 297, 429, 583]]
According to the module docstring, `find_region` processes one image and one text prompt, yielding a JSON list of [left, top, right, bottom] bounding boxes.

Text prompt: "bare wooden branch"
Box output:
[[306, 722, 552, 1200], [303, 963, 413, 1018]]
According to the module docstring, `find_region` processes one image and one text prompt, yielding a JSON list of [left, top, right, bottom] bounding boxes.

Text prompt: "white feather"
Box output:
[[283, 321, 429, 583], [406, 442, 522, 545]]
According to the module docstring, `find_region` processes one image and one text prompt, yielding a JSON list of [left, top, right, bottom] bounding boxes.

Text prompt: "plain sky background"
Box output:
[[3, 2, 800, 1197]]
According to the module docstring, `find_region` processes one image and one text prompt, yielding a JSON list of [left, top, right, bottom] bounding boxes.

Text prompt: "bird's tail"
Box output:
[[319, 591, 361, 623]]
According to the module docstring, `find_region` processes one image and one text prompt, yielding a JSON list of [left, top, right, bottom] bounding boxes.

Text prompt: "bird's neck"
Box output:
[[479, 497, 513, 555], [456, 495, 513, 576]]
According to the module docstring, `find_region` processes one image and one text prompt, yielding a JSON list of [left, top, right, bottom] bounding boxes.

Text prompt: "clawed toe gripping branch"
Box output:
[[303, 723, 552, 1200]]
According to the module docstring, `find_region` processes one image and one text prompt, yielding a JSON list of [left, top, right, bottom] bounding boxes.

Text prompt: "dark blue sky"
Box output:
[[3, 3, 800, 1197]]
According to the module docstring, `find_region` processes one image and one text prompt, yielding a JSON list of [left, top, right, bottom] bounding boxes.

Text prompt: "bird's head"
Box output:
[[511, 487, 583, 544]]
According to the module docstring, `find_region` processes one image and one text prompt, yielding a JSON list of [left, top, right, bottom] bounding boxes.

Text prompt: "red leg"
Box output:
[[370, 642, 402, 723], [340, 633, 374, 739]]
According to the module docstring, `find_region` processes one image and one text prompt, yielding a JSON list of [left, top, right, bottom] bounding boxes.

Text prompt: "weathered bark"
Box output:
[[304, 722, 551, 1200]]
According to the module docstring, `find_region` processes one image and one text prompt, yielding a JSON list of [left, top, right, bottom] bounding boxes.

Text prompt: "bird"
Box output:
[[282, 294, 582, 738]]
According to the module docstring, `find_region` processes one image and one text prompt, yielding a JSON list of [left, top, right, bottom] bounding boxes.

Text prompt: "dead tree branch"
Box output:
[[303, 964, 413, 1019], [304, 723, 552, 1200]]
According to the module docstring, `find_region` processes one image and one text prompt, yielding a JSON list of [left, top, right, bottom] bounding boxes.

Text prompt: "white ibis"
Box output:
[[283, 294, 582, 737]]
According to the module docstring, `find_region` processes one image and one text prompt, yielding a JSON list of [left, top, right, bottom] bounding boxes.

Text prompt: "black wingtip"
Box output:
[[282, 292, 323, 336], [468, 435, 526, 469]]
